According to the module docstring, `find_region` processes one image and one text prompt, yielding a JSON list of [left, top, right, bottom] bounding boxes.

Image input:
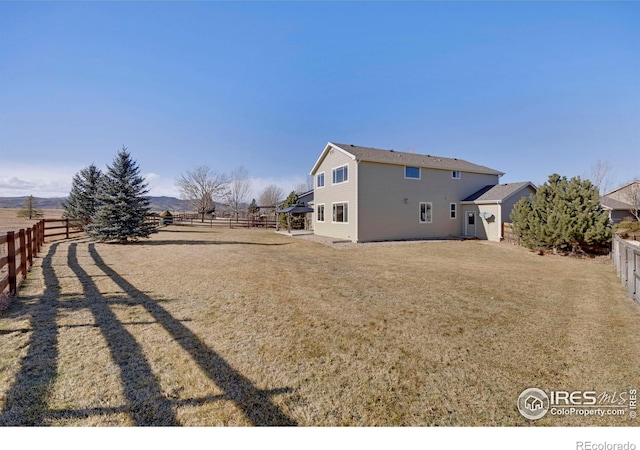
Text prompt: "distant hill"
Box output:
[[0, 196, 191, 212]]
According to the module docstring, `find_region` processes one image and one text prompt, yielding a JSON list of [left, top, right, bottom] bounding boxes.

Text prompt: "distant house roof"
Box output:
[[604, 180, 640, 197], [277, 204, 314, 214], [462, 182, 536, 203], [276, 189, 314, 208], [600, 196, 632, 211], [310, 142, 504, 176]]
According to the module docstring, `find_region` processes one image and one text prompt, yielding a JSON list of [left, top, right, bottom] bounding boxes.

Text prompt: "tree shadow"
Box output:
[[87, 243, 297, 426]]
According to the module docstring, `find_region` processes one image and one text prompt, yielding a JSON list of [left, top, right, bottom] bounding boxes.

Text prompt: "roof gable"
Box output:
[[310, 142, 356, 175], [604, 180, 640, 197]]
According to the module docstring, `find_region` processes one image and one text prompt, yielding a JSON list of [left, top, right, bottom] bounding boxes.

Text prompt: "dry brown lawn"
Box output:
[[0, 225, 639, 426], [0, 208, 65, 233]]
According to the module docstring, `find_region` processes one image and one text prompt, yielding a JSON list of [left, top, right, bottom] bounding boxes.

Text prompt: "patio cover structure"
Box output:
[[275, 204, 314, 233]]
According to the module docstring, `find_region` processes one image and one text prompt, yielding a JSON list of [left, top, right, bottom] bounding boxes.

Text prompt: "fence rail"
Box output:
[[0, 220, 45, 297], [612, 235, 639, 304], [1, 218, 88, 298], [172, 215, 277, 229]]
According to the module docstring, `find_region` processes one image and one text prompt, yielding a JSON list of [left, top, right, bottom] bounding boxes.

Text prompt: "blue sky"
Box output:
[[1, 1, 638, 199]]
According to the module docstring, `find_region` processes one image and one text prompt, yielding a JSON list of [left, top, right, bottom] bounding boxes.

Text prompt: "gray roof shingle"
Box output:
[[462, 182, 534, 202], [600, 196, 632, 211], [331, 142, 504, 176]]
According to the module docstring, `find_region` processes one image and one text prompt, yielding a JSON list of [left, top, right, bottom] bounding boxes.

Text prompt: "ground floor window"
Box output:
[[332, 202, 348, 223], [317, 204, 325, 222], [450, 203, 457, 219], [419, 202, 432, 223]]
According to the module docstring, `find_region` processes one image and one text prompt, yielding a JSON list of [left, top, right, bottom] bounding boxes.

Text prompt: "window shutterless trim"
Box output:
[[419, 202, 433, 224], [331, 201, 349, 223], [316, 172, 325, 188], [450, 203, 457, 219], [332, 165, 349, 185], [316, 203, 325, 222], [404, 166, 421, 180], [452, 171, 461, 179]]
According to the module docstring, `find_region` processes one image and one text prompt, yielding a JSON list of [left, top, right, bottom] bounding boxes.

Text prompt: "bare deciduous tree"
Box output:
[[295, 175, 314, 194], [258, 184, 284, 218], [176, 166, 228, 222], [589, 160, 613, 195], [225, 166, 252, 222], [622, 181, 640, 221]]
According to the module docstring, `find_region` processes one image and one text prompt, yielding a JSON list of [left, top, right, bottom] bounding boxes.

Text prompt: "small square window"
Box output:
[[405, 166, 420, 179], [452, 171, 461, 179]]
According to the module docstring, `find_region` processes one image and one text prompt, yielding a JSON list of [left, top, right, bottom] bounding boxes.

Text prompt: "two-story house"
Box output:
[[310, 142, 535, 243]]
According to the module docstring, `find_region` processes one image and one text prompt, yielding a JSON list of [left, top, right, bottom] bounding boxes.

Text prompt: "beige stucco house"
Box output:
[[309, 142, 535, 243]]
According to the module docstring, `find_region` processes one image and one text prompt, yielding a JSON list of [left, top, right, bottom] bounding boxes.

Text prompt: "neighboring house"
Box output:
[[601, 180, 640, 223], [296, 189, 314, 207], [309, 142, 535, 243], [600, 197, 635, 223]]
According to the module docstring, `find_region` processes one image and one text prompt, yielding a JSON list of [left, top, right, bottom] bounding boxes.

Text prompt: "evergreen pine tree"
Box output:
[[509, 197, 533, 246], [62, 164, 103, 227], [278, 191, 299, 228], [247, 198, 260, 217], [87, 146, 157, 244], [510, 173, 612, 253], [16, 195, 44, 220]]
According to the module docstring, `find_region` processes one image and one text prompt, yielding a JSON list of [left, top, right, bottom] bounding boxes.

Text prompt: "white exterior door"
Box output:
[[465, 211, 476, 237]]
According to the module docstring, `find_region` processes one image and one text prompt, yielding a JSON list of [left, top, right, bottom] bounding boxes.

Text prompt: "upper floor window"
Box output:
[[405, 166, 421, 179], [317, 172, 325, 188], [452, 171, 461, 179], [332, 165, 348, 184]]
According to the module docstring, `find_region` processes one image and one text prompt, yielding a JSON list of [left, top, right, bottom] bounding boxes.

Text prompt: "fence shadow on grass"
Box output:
[[134, 240, 292, 247], [87, 243, 297, 426], [0, 243, 61, 426], [67, 242, 179, 426], [0, 240, 296, 426]]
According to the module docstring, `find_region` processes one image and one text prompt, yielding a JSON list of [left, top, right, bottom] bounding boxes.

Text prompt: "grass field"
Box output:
[[0, 208, 65, 233], [0, 225, 639, 426]]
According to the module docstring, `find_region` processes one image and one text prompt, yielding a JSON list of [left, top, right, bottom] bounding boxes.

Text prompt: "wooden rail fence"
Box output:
[[172, 214, 277, 229], [612, 235, 640, 304], [0, 218, 86, 297]]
